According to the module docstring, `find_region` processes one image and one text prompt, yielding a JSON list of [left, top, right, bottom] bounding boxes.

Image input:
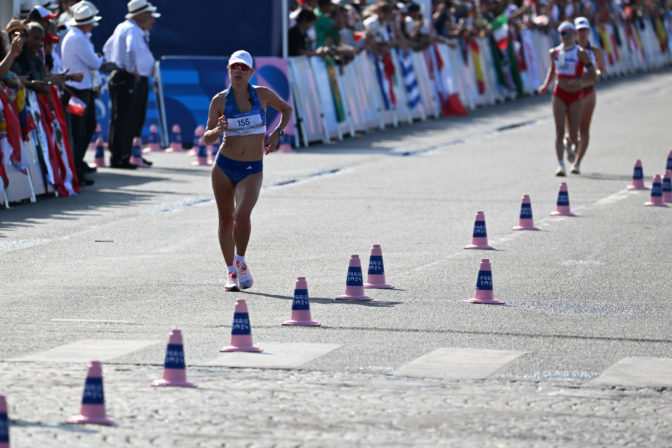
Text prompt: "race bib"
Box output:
[[227, 114, 263, 130]]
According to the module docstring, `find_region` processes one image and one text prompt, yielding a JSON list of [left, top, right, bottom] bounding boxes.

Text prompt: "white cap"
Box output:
[[558, 21, 576, 33], [574, 17, 590, 30], [228, 50, 254, 69], [125, 0, 161, 20], [66, 2, 102, 27]]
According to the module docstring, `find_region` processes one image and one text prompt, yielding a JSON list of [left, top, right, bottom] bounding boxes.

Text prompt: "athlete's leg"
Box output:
[[552, 95, 568, 163], [232, 172, 263, 257], [576, 90, 596, 166], [566, 96, 583, 157], [211, 163, 236, 267]]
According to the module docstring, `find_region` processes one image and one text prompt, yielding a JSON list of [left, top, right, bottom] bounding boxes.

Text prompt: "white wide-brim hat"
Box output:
[[125, 0, 161, 19], [66, 3, 102, 27]]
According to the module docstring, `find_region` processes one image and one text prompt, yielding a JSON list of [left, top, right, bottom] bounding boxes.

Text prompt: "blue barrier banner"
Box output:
[[160, 56, 295, 148]]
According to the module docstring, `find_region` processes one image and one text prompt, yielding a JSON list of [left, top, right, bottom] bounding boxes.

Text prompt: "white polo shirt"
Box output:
[[103, 19, 155, 77], [61, 26, 103, 90]]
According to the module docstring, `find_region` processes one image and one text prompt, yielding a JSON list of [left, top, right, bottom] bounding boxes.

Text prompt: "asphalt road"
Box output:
[[1, 68, 671, 447]]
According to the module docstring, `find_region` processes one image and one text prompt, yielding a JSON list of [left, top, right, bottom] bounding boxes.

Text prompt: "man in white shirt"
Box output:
[[103, 0, 159, 169], [61, 2, 103, 186]]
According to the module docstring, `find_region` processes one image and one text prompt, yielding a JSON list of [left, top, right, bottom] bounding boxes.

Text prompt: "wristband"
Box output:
[[275, 128, 284, 136]]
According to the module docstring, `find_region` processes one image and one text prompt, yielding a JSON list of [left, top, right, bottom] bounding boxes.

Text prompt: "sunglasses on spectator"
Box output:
[[561, 31, 574, 37], [229, 63, 251, 72]]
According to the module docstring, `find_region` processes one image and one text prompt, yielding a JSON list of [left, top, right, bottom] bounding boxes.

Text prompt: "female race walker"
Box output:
[[570, 16, 606, 174], [203, 50, 292, 291], [538, 22, 596, 177]]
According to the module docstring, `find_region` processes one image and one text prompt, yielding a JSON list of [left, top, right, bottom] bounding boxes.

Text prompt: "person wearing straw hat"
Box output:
[[203, 50, 293, 292], [538, 21, 596, 177], [103, 0, 160, 169], [60, 1, 106, 186], [568, 16, 605, 175]]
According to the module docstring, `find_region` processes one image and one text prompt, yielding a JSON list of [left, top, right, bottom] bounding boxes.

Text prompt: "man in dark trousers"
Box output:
[[103, 0, 159, 169]]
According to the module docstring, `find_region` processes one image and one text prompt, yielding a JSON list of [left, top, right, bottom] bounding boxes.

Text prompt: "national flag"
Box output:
[[470, 39, 486, 94], [66, 95, 86, 116], [492, 14, 509, 51], [398, 49, 421, 110], [431, 44, 467, 116]]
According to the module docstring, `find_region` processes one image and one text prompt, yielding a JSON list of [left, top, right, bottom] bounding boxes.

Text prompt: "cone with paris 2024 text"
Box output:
[[191, 137, 211, 166], [93, 137, 105, 167], [512, 194, 540, 230], [143, 123, 161, 152], [67, 361, 116, 426], [644, 174, 669, 207], [364, 245, 394, 289], [0, 394, 9, 448], [336, 255, 372, 301], [464, 258, 505, 305], [627, 159, 648, 190], [282, 277, 320, 326], [550, 182, 576, 216], [464, 210, 495, 250], [166, 124, 183, 152], [151, 329, 197, 388], [220, 298, 262, 352], [662, 171, 672, 203]]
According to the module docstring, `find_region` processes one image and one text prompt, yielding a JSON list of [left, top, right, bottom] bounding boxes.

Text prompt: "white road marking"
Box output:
[[590, 357, 672, 387], [396, 347, 527, 380], [10, 339, 160, 362], [203, 342, 341, 369]]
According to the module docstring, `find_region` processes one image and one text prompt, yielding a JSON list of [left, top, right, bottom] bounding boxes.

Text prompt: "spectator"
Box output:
[[1, 31, 25, 79], [289, 8, 317, 56], [103, 0, 160, 169], [60, 2, 105, 186], [314, 0, 344, 47], [26, 5, 61, 73]]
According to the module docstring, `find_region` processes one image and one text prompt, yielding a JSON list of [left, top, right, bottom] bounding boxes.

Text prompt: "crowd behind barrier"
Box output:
[[2, 0, 672, 208]]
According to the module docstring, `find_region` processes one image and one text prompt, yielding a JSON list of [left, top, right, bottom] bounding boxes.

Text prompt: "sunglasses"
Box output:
[[229, 63, 251, 72], [561, 31, 574, 37]]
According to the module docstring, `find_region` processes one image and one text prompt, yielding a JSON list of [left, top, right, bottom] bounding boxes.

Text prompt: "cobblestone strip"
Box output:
[[0, 363, 669, 447]]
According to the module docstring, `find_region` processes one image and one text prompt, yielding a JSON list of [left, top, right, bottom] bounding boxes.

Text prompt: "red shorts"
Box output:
[[553, 85, 583, 106]]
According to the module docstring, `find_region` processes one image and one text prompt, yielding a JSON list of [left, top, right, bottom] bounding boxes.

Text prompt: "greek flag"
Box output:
[[398, 49, 421, 110]]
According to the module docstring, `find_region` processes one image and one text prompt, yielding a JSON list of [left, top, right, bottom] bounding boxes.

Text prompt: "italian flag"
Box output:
[[492, 14, 509, 51]]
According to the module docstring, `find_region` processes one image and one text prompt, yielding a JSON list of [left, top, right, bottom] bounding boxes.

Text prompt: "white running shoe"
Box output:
[[556, 166, 566, 177], [570, 164, 581, 174], [236, 260, 253, 289], [225, 271, 239, 292]]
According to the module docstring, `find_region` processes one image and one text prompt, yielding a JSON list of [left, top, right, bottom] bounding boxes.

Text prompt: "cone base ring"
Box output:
[[336, 295, 372, 301], [364, 283, 394, 289], [550, 211, 576, 216], [220, 346, 263, 352], [512, 225, 540, 231], [644, 202, 669, 207], [463, 298, 506, 305], [67, 415, 116, 426], [191, 160, 211, 166], [166, 148, 184, 153], [142, 147, 163, 153], [464, 244, 495, 250], [282, 320, 321, 326], [151, 379, 197, 388], [627, 185, 648, 190]]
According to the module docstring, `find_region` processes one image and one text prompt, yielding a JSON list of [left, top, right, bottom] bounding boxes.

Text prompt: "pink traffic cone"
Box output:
[[644, 175, 669, 207], [512, 194, 540, 230], [662, 171, 672, 203], [188, 125, 205, 156], [130, 137, 149, 167], [143, 124, 161, 153], [93, 137, 106, 167], [627, 160, 648, 190], [364, 245, 394, 289], [550, 182, 576, 216], [336, 255, 372, 301], [151, 329, 197, 388], [464, 259, 505, 305], [0, 395, 9, 448], [191, 137, 211, 166], [209, 135, 220, 165], [166, 124, 183, 152], [67, 361, 116, 426], [282, 277, 320, 326], [220, 298, 262, 352], [666, 150, 672, 173], [88, 123, 102, 152], [464, 211, 495, 250]]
